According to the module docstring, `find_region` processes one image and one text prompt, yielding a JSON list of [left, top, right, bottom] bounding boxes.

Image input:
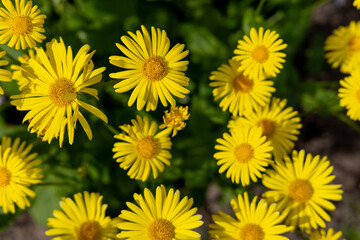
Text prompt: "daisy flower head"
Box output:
[[113, 115, 172, 182], [117, 184, 203, 239], [214, 125, 273, 186], [262, 150, 343, 232], [209, 59, 275, 116], [209, 191, 291, 240], [0, 50, 12, 95], [228, 98, 302, 161], [0, 0, 46, 50], [354, 0, 360, 9], [10, 38, 108, 147], [233, 27, 287, 80], [159, 105, 190, 137], [338, 69, 360, 120], [325, 21, 360, 73], [46, 191, 118, 239], [309, 228, 343, 240], [0, 136, 42, 214], [109, 25, 190, 111]]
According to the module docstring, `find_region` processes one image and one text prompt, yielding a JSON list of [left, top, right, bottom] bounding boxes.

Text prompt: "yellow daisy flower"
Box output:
[[159, 105, 190, 137], [113, 115, 172, 182], [0, 137, 42, 214], [0, 0, 46, 50], [209, 59, 275, 116], [338, 69, 360, 120], [11, 38, 108, 147], [109, 25, 190, 111], [11, 49, 36, 92], [209, 191, 291, 240], [262, 150, 343, 232], [233, 27, 287, 79], [325, 21, 360, 73], [309, 228, 344, 240], [354, 0, 360, 9], [117, 184, 203, 239], [0, 50, 12, 95], [228, 98, 302, 161], [214, 125, 273, 186], [46, 191, 118, 239]]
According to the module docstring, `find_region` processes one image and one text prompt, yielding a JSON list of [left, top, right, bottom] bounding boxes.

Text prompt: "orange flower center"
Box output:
[[356, 89, 360, 102], [348, 36, 360, 52], [11, 16, 33, 35], [289, 179, 314, 202], [251, 46, 269, 63], [0, 167, 11, 187], [233, 75, 254, 93], [239, 223, 265, 240], [148, 219, 175, 240], [142, 57, 167, 81], [49, 78, 76, 107], [257, 119, 276, 139], [234, 143, 254, 163], [136, 137, 157, 159], [77, 221, 102, 240]]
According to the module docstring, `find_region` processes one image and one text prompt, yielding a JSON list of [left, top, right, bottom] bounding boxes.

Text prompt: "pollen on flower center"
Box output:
[[49, 78, 76, 107], [137, 137, 158, 159], [257, 119, 276, 139], [348, 36, 360, 52], [240, 223, 265, 240], [77, 221, 102, 240], [252, 46, 269, 63], [289, 179, 314, 202], [233, 75, 254, 93], [142, 57, 167, 81], [0, 167, 11, 187], [234, 143, 254, 163], [11, 16, 33, 35], [148, 218, 175, 240]]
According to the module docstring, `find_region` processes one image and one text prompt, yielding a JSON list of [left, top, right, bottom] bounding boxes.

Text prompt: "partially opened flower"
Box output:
[[338, 69, 360, 120], [109, 25, 190, 111], [0, 51, 12, 95], [46, 191, 118, 239], [234, 27, 287, 79], [0, 0, 46, 49], [11, 38, 108, 147], [309, 228, 344, 240], [159, 105, 190, 137], [118, 185, 203, 239]]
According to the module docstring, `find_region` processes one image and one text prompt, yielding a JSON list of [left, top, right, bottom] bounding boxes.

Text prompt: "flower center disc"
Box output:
[[77, 221, 101, 240], [289, 179, 314, 202], [142, 57, 167, 81], [49, 78, 76, 107], [257, 119, 276, 139], [136, 137, 157, 159], [356, 89, 360, 102], [0, 167, 11, 187], [233, 75, 254, 93], [348, 36, 360, 52], [252, 46, 269, 63], [11, 16, 33, 35], [240, 223, 265, 240], [234, 143, 254, 163], [148, 219, 175, 240]]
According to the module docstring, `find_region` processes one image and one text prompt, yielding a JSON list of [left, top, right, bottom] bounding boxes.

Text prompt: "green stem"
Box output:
[[333, 112, 360, 134], [295, 229, 309, 240], [255, 0, 266, 17], [103, 121, 120, 135]]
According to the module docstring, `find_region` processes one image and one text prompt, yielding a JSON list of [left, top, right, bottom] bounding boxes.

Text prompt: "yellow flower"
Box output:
[[233, 27, 287, 79], [11, 38, 108, 147], [0, 50, 12, 95], [214, 126, 273, 186], [228, 98, 302, 161], [354, 0, 360, 9], [325, 21, 360, 73], [10, 49, 36, 92], [109, 25, 190, 111], [262, 150, 343, 232], [0, 136, 42, 214], [117, 185, 203, 239], [338, 69, 360, 120], [309, 228, 344, 240], [209, 59, 275, 116], [159, 105, 190, 137], [0, 0, 46, 50], [113, 115, 172, 182], [209, 192, 291, 240], [46, 191, 118, 239]]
